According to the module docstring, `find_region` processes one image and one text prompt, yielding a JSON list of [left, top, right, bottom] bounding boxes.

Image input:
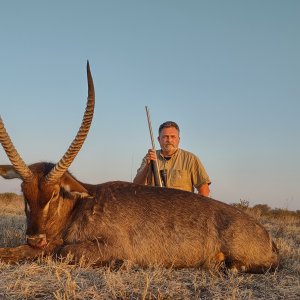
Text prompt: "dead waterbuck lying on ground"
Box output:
[[0, 62, 278, 273]]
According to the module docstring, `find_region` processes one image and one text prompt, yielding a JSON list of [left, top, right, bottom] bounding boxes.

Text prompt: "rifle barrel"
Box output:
[[145, 106, 162, 187]]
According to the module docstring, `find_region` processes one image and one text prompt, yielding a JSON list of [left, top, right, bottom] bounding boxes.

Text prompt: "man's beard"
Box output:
[[163, 144, 177, 154]]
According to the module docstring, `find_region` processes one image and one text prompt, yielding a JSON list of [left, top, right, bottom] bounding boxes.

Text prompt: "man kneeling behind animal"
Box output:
[[134, 121, 211, 196]]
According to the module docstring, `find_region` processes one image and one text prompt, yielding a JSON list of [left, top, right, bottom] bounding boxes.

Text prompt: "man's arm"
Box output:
[[197, 183, 210, 197], [133, 150, 157, 185], [133, 162, 150, 185]]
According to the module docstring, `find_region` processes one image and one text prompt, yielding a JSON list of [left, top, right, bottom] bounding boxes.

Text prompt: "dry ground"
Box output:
[[0, 193, 299, 299]]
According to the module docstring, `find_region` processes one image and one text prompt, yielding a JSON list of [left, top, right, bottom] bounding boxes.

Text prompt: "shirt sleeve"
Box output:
[[136, 156, 148, 174], [191, 155, 211, 189]]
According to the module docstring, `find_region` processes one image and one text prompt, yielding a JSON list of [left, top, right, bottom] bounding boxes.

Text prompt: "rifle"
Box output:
[[145, 106, 162, 187]]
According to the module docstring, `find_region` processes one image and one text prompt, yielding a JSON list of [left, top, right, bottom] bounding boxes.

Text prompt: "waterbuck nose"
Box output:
[[26, 233, 47, 248]]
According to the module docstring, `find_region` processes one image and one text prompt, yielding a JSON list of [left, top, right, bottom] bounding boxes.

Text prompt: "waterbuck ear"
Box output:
[[0, 165, 22, 180], [61, 172, 92, 199]]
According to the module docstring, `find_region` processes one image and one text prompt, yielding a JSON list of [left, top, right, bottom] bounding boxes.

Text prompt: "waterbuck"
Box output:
[[0, 62, 278, 273]]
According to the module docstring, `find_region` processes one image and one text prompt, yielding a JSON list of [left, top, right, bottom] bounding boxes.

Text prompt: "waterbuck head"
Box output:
[[0, 62, 95, 249]]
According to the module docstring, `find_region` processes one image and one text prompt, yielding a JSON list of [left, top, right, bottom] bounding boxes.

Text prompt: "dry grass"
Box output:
[[0, 194, 299, 299]]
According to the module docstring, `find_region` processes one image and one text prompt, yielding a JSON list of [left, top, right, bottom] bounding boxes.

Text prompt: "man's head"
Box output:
[[158, 121, 180, 156]]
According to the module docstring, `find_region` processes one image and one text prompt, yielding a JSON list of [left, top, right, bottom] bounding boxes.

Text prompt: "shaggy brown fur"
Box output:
[[0, 163, 279, 273]]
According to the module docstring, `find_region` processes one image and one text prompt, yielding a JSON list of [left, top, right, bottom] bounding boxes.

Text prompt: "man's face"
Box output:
[[157, 127, 180, 156]]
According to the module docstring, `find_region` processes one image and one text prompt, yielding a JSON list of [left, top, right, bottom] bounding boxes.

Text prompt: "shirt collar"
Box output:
[[159, 148, 180, 160]]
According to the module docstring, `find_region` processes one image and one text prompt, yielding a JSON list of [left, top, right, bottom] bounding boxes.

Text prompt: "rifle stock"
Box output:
[[151, 161, 162, 187]]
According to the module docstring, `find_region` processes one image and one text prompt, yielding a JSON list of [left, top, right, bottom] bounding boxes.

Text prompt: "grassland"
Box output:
[[0, 193, 299, 299]]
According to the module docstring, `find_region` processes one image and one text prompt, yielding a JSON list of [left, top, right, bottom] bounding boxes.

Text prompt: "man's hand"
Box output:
[[133, 149, 157, 185], [146, 149, 157, 164], [198, 183, 210, 197]]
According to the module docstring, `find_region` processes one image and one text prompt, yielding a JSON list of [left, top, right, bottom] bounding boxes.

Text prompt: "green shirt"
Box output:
[[137, 149, 211, 192]]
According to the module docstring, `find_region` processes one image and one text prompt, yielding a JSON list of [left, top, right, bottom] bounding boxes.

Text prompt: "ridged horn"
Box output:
[[45, 61, 95, 184], [0, 117, 34, 182]]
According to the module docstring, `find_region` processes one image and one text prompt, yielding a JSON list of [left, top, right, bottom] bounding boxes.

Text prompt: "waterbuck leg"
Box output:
[[59, 239, 122, 266], [0, 245, 44, 264]]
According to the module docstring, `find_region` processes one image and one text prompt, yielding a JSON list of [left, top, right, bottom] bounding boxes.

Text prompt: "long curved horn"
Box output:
[[45, 61, 95, 184], [0, 118, 34, 182]]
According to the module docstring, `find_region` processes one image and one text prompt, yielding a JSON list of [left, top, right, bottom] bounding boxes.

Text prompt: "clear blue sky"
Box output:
[[0, 1, 299, 210]]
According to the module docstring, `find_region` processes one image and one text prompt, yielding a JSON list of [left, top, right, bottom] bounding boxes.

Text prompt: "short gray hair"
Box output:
[[158, 121, 180, 135]]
